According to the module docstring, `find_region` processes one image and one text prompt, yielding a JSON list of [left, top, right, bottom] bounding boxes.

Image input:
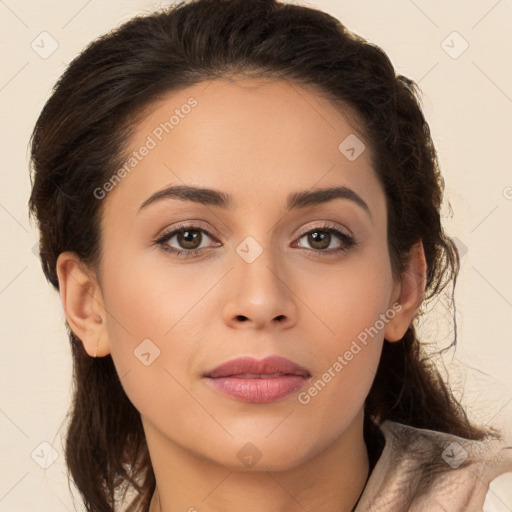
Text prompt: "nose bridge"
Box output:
[[224, 231, 295, 327], [235, 233, 285, 296]]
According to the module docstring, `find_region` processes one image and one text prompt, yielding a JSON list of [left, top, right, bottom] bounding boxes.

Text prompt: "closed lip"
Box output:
[[203, 355, 311, 378]]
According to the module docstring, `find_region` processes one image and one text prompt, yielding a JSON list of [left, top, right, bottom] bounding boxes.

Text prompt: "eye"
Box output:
[[155, 224, 220, 257], [154, 222, 356, 258], [294, 223, 356, 255]]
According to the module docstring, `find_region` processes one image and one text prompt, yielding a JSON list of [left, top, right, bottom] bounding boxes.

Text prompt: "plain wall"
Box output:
[[1, 0, 511, 510]]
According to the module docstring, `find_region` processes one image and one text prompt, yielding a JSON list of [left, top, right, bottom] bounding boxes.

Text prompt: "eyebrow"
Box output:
[[138, 184, 373, 221]]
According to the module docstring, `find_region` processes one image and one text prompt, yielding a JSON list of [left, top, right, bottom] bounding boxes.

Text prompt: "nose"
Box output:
[[222, 241, 297, 331]]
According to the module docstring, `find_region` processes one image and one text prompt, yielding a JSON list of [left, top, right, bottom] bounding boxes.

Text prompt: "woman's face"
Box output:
[[94, 77, 403, 470]]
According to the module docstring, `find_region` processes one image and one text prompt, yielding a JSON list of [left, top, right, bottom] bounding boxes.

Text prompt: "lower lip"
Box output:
[[204, 375, 308, 403]]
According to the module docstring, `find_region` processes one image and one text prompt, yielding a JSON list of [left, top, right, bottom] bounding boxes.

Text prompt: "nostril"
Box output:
[[236, 315, 248, 322]]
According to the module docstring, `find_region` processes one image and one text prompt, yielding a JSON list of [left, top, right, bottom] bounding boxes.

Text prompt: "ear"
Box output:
[[384, 240, 427, 342], [56, 251, 110, 357]]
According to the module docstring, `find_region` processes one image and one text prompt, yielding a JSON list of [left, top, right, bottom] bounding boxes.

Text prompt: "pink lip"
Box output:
[[204, 355, 310, 378], [203, 356, 311, 403]]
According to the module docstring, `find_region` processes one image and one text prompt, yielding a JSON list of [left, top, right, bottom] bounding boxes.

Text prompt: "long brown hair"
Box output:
[[28, 0, 498, 510]]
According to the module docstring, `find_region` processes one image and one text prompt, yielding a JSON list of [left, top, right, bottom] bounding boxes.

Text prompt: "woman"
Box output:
[[28, 0, 512, 510]]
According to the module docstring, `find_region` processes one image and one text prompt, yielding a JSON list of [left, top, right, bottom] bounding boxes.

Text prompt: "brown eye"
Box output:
[[295, 224, 356, 255], [175, 228, 203, 250], [156, 224, 220, 257], [305, 230, 331, 250]]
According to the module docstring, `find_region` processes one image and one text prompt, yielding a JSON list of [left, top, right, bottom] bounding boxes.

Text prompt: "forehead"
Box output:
[[102, 77, 385, 221]]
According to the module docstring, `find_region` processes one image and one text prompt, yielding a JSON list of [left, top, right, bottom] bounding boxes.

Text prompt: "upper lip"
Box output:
[[203, 355, 311, 378]]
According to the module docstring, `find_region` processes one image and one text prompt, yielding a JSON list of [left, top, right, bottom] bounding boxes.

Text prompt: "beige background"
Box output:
[[1, 0, 511, 510]]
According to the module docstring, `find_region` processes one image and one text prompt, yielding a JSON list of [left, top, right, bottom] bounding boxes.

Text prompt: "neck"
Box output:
[[147, 411, 370, 512]]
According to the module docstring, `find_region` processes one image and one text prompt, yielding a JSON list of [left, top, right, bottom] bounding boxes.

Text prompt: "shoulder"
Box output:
[[356, 419, 512, 512]]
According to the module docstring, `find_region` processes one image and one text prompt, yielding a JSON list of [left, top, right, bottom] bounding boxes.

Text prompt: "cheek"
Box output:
[[102, 245, 216, 340], [290, 265, 391, 445], [292, 254, 392, 406], [99, 249, 219, 409], [296, 254, 393, 348]]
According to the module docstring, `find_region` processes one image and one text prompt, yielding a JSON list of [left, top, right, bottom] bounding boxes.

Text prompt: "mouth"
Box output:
[[226, 373, 296, 378], [203, 355, 310, 378], [202, 355, 311, 403]]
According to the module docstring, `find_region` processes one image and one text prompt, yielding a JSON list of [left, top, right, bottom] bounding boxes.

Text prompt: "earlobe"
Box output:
[[56, 251, 109, 357], [384, 240, 427, 342]]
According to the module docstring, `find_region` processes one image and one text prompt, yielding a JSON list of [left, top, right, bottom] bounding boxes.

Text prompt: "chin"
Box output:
[[205, 438, 315, 473]]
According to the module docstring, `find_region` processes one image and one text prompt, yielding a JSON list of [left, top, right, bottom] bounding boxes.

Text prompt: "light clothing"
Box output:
[[356, 420, 512, 511]]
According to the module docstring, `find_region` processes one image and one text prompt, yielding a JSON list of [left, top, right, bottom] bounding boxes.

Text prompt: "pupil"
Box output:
[[310, 231, 329, 249], [179, 230, 200, 248]]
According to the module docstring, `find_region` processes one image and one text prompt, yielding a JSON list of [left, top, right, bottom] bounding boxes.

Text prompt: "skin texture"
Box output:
[[56, 77, 426, 512]]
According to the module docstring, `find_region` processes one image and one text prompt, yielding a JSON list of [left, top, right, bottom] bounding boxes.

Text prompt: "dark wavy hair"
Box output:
[[28, 0, 499, 510]]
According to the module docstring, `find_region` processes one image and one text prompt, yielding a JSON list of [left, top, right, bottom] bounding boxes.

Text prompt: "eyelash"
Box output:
[[154, 222, 357, 258]]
